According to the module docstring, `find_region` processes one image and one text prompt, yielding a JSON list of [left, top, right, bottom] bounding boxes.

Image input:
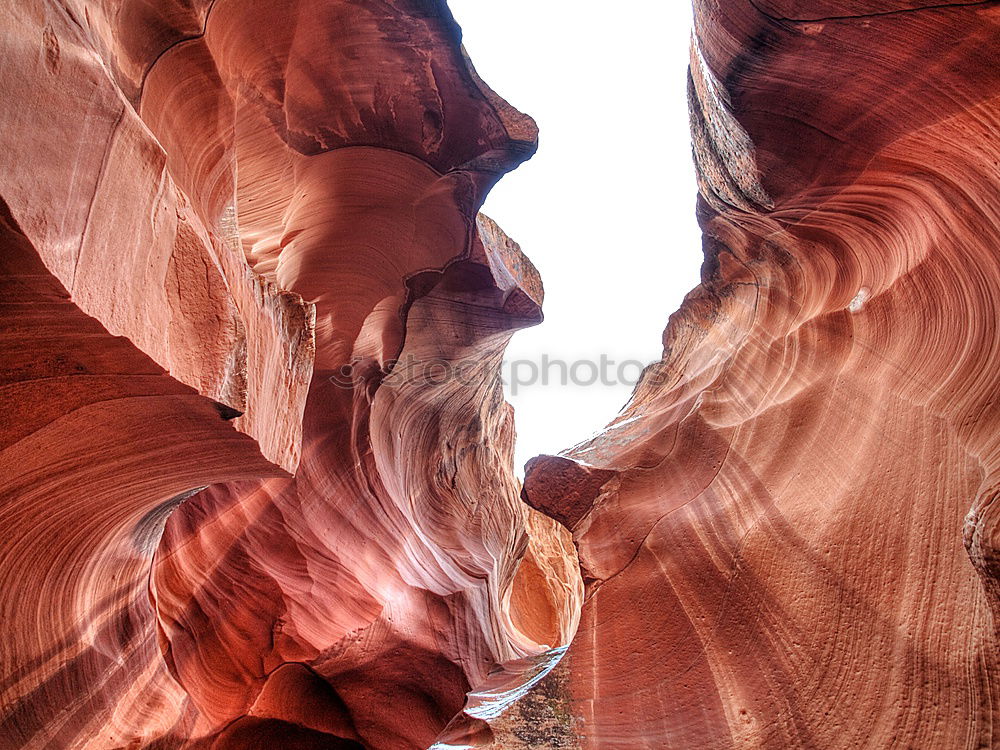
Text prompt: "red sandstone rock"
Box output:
[[0, 2, 577, 748], [4, 0, 1000, 748], [520, 1, 1000, 747]]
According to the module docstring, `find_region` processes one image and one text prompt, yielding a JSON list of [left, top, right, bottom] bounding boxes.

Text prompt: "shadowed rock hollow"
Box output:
[[1, 1, 998, 749]]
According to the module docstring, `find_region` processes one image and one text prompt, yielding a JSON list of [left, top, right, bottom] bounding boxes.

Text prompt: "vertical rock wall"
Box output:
[[3, 1, 999, 749], [0, 2, 580, 748], [524, 2, 1000, 748]]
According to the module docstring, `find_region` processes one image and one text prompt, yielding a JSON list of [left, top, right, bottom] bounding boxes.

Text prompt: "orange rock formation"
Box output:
[[2, 0, 999, 749], [0, 2, 578, 747], [523, 1, 1000, 747]]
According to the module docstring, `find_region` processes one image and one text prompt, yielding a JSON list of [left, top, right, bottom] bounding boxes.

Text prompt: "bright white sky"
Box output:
[[449, 1, 702, 472]]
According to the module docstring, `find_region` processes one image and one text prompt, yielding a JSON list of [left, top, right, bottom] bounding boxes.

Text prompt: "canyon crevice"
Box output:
[[2, 1, 998, 749]]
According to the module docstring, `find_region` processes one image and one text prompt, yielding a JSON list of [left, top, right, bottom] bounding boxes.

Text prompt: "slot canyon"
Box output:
[[0, 1, 998, 749]]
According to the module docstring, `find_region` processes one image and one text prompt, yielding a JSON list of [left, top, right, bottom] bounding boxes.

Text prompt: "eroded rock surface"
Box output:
[[3, 0, 999, 749], [522, 1, 1000, 748], [0, 2, 578, 748]]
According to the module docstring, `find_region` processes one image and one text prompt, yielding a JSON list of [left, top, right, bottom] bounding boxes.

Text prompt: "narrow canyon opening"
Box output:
[[2, 2, 998, 749], [447, 0, 704, 471]]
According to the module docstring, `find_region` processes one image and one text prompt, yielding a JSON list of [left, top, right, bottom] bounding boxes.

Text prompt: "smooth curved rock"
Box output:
[[5, 0, 1000, 748], [0, 2, 579, 748], [522, 1, 1000, 748]]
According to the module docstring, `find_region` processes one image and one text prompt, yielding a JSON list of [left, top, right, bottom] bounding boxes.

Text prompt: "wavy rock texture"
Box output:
[[4, 0, 1000, 749], [0, 1, 579, 748], [521, 1, 1000, 748]]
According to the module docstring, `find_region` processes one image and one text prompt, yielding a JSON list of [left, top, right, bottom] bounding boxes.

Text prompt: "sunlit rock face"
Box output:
[[523, 1, 1000, 748], [0, 1, 580, 748]]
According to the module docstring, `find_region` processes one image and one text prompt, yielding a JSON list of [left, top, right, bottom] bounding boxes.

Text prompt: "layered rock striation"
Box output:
[[523, 1, 1000, 748], [2, 0, 999, 749], [0, 2, 578, 748]]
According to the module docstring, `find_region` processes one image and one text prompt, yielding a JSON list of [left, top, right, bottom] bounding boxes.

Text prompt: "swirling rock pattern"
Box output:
[[0, 1, 578, 748], [3, 0, 999, 749], [522, 1, 1000, 748]]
